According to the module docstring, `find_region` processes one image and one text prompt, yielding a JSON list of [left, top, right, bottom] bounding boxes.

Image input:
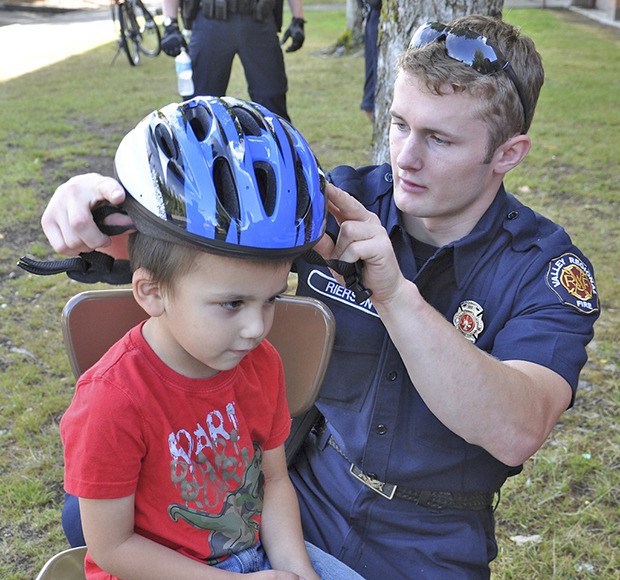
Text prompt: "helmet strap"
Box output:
[[300, 249, 373, 305], [17, 251, 132, 285]]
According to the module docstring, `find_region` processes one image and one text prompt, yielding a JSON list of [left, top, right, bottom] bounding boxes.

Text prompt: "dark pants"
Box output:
[[62, 493, 85, 547], [360, 6, 380, 114], [289, 433, 497, 579], [189, 13, 289, 120]]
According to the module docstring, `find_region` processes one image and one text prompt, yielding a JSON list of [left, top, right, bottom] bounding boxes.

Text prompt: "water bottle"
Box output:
[[175, 49, 194, 99]]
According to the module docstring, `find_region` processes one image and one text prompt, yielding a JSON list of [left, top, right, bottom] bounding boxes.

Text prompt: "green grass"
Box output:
[[0, 6, 618, 579]]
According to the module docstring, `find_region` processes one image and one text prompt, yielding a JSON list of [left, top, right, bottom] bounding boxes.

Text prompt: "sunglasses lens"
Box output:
[[409, 22, 446, 49], [408, 22, 527, 131], [444, 31, 504, 74]]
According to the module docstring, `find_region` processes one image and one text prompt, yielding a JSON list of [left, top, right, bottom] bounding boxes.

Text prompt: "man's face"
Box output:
[[389, 72, 503, 244]]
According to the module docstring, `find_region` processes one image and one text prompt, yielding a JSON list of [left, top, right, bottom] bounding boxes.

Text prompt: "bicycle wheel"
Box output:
[[132, 0, 161, 56], [118, 1, 140, 66]]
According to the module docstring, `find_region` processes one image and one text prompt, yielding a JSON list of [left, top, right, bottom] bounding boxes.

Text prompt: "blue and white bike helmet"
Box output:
[[114, 96, 326, 258]]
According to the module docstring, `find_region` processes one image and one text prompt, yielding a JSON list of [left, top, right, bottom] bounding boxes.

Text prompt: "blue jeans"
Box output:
[[214, 541, 364, 579], [62, 494, 363, 578]]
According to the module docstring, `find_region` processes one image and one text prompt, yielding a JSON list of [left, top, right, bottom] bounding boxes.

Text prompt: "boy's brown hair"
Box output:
[[128, 232, 292, 294]]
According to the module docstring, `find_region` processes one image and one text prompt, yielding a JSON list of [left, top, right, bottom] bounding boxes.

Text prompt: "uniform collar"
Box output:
[[388, 184, 540, 289], [451, 185, 540, 288]]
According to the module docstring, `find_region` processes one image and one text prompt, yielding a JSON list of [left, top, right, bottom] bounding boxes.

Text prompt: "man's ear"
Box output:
[[493, 134, 531, 175], [132, 267, 165, 317]]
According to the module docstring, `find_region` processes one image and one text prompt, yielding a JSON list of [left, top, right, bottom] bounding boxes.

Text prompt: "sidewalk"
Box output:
[[0, 0, 110, 13], [0, 0, 118, 81], [0, 0, 166, 81]]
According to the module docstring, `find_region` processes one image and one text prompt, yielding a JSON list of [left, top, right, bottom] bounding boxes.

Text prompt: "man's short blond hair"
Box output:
[[399, 15, 544, 158]]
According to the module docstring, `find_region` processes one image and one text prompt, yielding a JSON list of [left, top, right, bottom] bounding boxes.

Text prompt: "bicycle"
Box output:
[[111, 0, 162, 66]]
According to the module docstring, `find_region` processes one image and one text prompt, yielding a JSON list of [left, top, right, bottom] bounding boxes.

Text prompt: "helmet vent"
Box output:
[[295, 160, 311, 220], [254, 162, 277, 217], [154, 124, 179, 160], [186, 106, 211, 142], [232, 106, 262, 136], [213, 157, 240, 221]]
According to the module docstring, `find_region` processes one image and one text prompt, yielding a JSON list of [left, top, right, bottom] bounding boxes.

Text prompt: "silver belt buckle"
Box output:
[[349, 464, 397, 500]]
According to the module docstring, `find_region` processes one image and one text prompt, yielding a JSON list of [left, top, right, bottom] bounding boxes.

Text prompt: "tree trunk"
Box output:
[[346, 0, 365, 47], [372, 0, 504, 163]]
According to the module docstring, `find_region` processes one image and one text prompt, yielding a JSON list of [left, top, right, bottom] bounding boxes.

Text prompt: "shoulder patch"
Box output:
[[545, 253, 599, 314]]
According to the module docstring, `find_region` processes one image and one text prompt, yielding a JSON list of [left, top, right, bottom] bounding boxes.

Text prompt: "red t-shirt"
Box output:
[[61, 322, 291, 579]]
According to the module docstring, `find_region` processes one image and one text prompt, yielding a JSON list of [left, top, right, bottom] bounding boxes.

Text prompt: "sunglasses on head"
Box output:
[[409, 22, 528, 133]]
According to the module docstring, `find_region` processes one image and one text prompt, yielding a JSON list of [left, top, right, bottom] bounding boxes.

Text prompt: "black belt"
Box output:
[[201, 0, 257, 19], [327, 436, 496, 511]]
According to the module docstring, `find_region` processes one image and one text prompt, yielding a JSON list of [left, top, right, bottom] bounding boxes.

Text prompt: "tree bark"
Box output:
[[372, 0, 505, 163], [346, 0, 365, 46]]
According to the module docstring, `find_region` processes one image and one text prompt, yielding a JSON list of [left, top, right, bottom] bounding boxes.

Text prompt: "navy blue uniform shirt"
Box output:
[[290, 163, 599, 578]]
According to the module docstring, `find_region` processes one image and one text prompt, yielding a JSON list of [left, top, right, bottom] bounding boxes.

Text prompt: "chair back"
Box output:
[[62, 288, 334, 417]]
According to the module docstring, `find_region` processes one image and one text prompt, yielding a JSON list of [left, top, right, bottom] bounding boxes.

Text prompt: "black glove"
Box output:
[[161, 19, 186, 57], [280, 17, 305, 53]]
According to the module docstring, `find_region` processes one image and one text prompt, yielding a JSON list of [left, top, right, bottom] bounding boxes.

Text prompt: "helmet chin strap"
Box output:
[[18, 247, 372, 304], [19, 206, 372, 301], [300, 249, 373, 305], [17, 251, 132, 284], [17, 205, 134, 284]]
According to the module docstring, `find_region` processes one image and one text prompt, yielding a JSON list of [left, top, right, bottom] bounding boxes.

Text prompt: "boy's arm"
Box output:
[[80, 496, 231, 579], [259, 445, 319, 580]]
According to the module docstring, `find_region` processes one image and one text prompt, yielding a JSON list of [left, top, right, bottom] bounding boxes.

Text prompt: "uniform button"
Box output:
[[385, 370, 398, 381], [507, 210, 519, 220], [376, 424, 388, 435]]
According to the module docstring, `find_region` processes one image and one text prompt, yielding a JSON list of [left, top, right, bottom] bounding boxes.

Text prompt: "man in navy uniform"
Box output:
[[359, 0, 381, 121], [160, 0, 305, 120], [289, 15, 599, 577]]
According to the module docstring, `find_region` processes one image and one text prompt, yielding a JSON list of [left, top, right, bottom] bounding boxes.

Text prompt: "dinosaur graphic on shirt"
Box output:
[[168, 443, 264, 557]]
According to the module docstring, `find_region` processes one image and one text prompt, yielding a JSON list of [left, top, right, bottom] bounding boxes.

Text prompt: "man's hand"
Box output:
[[41, 174, 130, 256], [161, 19, 186, 57], [280, 17, 305, 52], [320, 183, 406, 304]]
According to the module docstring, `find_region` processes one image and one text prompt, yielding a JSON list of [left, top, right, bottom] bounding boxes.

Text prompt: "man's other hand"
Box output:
[[161, 20, 186, 57], [280, 17, 305, 52]]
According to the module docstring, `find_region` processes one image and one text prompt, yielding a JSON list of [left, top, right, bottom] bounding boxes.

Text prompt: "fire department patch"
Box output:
[[453, 300, 484, 343], [546, 253, 598, 314]]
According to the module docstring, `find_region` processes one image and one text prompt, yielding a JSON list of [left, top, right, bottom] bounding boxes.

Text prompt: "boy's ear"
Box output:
[[132, 267, 165, 317], [493, 134, 531, 175]]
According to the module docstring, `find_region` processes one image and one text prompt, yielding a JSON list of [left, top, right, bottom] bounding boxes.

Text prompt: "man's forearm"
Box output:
[[286, 0, 303, 19], [375, 280, 572, 466], [162, 0, 181, 19]]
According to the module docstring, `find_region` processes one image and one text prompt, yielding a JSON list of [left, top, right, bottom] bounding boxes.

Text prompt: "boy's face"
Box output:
[[148, 252, 291, 379], [388, 72, 504, 243]]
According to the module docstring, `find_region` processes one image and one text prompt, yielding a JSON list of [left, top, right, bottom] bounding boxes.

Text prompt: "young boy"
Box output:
[[59, 96, 363, 579]]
